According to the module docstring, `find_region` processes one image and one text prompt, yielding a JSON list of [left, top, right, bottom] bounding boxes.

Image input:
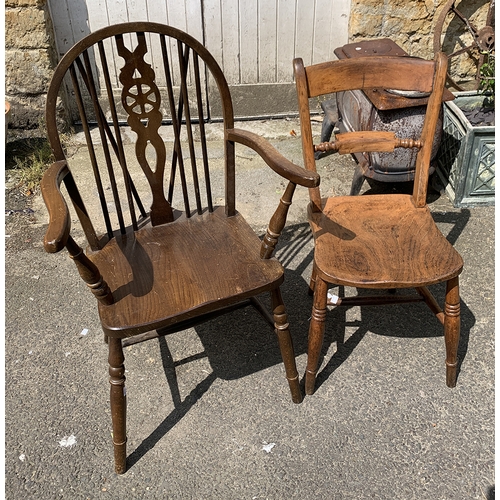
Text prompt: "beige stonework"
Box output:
[[5, 50, 54, 95], [5, 0, 57, 129], [6, 0, 46, 7], [349, 0, 493, 77], [5, 8, 51, 49]]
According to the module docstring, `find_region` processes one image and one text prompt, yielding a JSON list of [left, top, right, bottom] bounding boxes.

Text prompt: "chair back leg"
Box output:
[[444, 276, 460, 387], [108, 337, 127, 473]]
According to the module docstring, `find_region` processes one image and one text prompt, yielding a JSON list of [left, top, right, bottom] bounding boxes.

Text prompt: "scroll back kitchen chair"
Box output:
[[293, 53, 464, 395], [42, 22, 319, 473]]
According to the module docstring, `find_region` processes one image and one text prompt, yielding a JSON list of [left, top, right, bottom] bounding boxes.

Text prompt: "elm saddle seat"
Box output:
[[42, 22, 319, 474], [293, 52, 464, 396]]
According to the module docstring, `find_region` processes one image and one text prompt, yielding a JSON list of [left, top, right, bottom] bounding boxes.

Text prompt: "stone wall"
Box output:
[[5, 0, 57, 129], [349, 0, 492, 81]]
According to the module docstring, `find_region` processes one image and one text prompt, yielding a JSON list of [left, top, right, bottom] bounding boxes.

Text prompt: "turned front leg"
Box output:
[[270, 288, 303, 404], [305, 276, 328, 395], [444, 277, 460, 388], [108, 337, 127, 474]]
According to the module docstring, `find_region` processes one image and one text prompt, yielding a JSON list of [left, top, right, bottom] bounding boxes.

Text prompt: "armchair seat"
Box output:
[[310, 194, 463, 288], [91, 207, 284, 337]]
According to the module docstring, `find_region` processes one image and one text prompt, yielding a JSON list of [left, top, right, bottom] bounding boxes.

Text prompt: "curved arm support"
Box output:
[[41, 160, 72, 253], [226, 128, 320, 188], [66, 236, 114, 305]]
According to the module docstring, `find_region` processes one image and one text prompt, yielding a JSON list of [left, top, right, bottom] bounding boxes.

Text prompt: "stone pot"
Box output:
[[435, 91, 495, 207]]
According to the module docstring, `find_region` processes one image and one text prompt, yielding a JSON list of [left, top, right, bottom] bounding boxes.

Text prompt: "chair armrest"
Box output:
[[226, 128, 320, 188], [41, 160, 71, 253]]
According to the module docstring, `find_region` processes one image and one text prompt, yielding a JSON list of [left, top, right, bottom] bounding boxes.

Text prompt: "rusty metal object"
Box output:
[[335, 39, 454, 109], [433, 0, 495, 91]]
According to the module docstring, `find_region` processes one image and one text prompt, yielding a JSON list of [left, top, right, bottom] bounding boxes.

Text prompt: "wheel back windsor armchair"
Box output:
[[42, 22, 319, 473]]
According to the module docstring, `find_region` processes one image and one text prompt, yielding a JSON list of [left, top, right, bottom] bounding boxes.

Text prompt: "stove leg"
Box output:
[[350, 164, 365, 195]]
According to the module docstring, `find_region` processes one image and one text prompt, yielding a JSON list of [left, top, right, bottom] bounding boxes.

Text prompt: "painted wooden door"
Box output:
[[48, 0, 350, 119]]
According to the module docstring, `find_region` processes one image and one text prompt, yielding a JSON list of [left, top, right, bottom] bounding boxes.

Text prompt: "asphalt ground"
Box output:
[[4, 118, 495, 499]]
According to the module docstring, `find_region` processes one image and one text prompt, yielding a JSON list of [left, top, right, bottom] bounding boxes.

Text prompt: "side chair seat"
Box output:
[[310, 194, 463, 289], [90, 207, 284, 337]]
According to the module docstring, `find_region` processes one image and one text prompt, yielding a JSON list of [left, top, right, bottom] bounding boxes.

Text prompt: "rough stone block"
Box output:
[[349, 13, 383, 39], [5, 7, 50, 49], [5, 94, 46, 128], [5, 0, 46, 8], [5, 49, 53, 95]]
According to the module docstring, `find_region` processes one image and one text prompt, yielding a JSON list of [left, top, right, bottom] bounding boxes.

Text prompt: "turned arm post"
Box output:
[[314, 131, 422, 155], [260, 181, 296, 259], [66, 236, 114, 305]]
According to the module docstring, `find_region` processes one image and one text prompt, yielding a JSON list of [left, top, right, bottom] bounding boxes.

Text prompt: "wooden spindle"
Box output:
[[261, 182, 296, 259], [99, 40, 138, 231], [70, 60, 114, 239], [193, 52, 213, 212], [313, 141, 340, 153], [178, 43, 203, 215], [66, 236, 114, 305], [395, 137, 422, 149], [82, 49, 127, 234]]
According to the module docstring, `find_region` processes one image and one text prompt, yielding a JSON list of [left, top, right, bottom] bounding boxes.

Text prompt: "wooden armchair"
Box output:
[[42, 22, 318, 473], [293, 53, 464, 395]]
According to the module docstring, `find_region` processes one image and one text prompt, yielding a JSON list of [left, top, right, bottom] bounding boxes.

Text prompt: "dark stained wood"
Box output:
[[42, 22, 317, 474], [270, 288, 302, 403], [91, 208, 286, 336], [261, 182, 296, 259], [108, 337, 127, 474], [226, 128, 319, 187], [116, 32, 174, 225], [67, 236, 114, 306], [294, 52, 464, 395]]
